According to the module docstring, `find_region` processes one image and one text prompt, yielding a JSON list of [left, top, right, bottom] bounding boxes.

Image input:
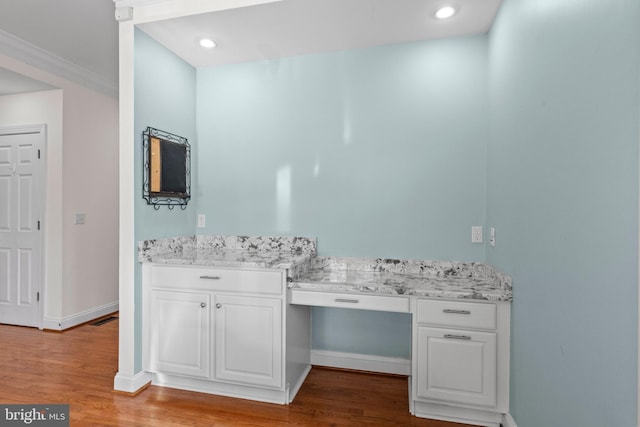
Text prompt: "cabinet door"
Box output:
[[149, 290, 211, 378], [416, 326, 496, 407], [214, 294, 282, 389]]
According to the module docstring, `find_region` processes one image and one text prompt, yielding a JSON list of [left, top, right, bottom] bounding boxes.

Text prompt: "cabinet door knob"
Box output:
[[216, 303, 222, 309], [201, 302, 206, 308]]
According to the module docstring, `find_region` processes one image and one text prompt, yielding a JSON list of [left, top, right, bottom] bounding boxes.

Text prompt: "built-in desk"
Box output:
[[138, 236, 512, 427], [289, 256, 512, 427]]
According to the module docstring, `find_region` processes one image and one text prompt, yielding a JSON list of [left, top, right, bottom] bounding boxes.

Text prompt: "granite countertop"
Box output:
[[144, 248, 313, 270], [138, 235, 317, 270], [291, 257, 512, 302], [138, 236, 512, 302]]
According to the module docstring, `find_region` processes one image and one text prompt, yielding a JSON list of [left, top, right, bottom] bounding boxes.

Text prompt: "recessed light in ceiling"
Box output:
[[434, 5, 458, 20], [199, 38, 217, 49]]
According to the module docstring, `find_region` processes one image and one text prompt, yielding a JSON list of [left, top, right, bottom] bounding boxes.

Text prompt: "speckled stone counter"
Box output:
[[291, 256, 512, 302], [141, 248, 313, 269], [138, 235, 316, 270], [138, 236, 512, 301]]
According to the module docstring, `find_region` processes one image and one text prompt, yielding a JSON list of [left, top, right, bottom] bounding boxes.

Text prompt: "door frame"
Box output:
[[0, 123, 46, 329]]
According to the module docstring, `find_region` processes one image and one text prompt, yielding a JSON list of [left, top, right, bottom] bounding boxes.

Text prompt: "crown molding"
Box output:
[[113, 0, 164, 8], [113, 0, 283, 24], [0, 28, 118, 98]]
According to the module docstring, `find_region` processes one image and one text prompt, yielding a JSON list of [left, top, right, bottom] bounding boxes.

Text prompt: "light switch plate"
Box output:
[[197, 214, 206, 228], [74, 213, 86, 225]]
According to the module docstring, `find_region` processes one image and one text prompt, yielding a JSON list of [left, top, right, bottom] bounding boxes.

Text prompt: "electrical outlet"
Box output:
[[472, 226, 483, 243], [489, 227, 496, 246], [197, 214, 206, 228]]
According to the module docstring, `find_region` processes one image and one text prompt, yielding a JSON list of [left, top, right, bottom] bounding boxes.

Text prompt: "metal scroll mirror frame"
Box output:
[[142, 126, 191, 210]]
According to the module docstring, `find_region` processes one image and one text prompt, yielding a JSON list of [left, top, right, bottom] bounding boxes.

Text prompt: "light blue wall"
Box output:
[[134, 29, 197, 370], [195, 37, 488, 261], [487, 1, 639, 426], [195, 36, 489, 357]]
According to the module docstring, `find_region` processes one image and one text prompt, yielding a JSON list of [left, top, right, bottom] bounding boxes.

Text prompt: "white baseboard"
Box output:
[[502, 413, 518, 427], [310, 350, 411, 375], [114, 370, 152, 394], [42, 301, 119, 331]]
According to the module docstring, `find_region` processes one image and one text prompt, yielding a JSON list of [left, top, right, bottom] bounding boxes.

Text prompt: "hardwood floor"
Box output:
[[0, 318, 475, 426]]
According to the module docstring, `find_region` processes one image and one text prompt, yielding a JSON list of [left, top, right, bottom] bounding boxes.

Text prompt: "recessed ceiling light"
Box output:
[[434, 5, 457, 20], [199, 38, 217, 49]]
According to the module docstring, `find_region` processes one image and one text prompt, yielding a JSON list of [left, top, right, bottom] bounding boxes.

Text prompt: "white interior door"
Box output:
[[0, 125, 44, 328]]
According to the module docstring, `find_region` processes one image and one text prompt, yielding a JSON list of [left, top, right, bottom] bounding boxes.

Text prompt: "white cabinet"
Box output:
[[411, 298, 510, 427], [214, 294, 282, 388], [142, 263, 311, 404], [416, 326, 496, 407], [149, 290, 211, 378]]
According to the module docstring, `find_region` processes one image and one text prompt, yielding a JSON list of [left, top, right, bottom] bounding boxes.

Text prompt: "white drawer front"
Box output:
[[290, 289, 409, 313], [416, 299, 496, 330], [151, 265, 283, 295], [416, 326, 497, 407]]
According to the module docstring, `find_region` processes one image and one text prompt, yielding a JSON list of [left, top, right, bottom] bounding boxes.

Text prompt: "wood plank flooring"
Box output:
[[0, 317, 475, 426]]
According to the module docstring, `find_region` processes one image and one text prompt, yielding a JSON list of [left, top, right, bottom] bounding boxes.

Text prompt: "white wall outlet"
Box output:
[[197, 214, 206, 228], [74, 213, 86, 225], [489, 227, 496, 246], [471, 226, 483, 243]]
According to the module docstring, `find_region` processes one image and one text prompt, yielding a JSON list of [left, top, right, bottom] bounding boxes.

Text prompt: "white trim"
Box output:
[[117, 18, 137, 385], [311, 350, 411, 376], [115, 7, 134, 22], [413, 401, 502, 427], [124, 0, 283, 25], [636, 24, 640, 423], [634, 56, 640, 427], [113, 0, 164, 8], [41, 301, 119, 331], [287, 365, 312, 403], [502, 413, 518, 427], [152, 372, 292, 404], [0, 29, 117, 98], [36, 124, 47, 331], [114, 370, 152, 394]]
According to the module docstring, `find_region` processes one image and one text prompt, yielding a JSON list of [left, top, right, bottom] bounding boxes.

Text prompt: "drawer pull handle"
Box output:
[[200, 275, 221, 280], [216, 303, 222, 309], [335, 298, 359, 304], [443, 309, 471, 315], [444, 334, 472, 340], [200, 302, 206, 308]]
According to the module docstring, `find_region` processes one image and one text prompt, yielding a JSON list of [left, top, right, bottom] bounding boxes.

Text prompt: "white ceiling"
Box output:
[[139, 0, 503, 68], [0, 0, 502, 96]]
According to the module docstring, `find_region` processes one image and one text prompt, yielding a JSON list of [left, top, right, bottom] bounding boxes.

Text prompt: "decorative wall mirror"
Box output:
[[142, 127, 191, 209]]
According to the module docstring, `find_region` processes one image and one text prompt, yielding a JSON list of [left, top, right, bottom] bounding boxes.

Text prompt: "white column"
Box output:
[[113, 12, 150, 393]]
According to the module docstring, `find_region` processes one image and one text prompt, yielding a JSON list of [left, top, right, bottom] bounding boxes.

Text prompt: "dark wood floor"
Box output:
[[0, 317, 474, 426]]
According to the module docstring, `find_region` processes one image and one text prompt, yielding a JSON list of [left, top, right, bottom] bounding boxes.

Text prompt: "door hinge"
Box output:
[[37, 292, 40, 302], [37, 220, 40, 230]]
